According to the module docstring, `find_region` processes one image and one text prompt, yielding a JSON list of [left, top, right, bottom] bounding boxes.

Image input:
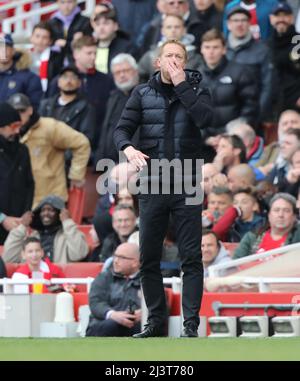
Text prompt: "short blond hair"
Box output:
[[158, 39, 187, 62]]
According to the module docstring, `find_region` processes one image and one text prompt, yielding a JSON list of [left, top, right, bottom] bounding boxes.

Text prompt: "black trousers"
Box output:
[[138, 192, 203, 328], [86, 317, 141, 337]]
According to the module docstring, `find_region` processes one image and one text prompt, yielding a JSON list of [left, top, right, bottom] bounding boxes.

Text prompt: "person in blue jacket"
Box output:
[[0, 34, 43, 109]]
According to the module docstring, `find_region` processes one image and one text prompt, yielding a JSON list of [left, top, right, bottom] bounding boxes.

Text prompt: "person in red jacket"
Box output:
[[12, 236, 73, 293]]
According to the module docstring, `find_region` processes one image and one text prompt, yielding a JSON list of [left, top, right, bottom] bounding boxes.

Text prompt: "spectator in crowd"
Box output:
[[233, 193, 300, 258], [204, 186, 233, 224], [0, 34, 43, 109], [226, 119, 264, 165], [92, 9, 136, 74], [3, 195, 89, 264], [255, 109, 300, 169], [280, 147, 300, 197], [203, 186, 243, 241], [94, 54, 140, 165], [202, 163, 220, 198], [266, 128, 300, 187], [112, 0, 158, 46], [188, 0, 223, 47], [232, 188, 265, 239], [11, 237, 70, 294], [0, 102, 34, 244], [202, 229, 232, 277], [88, 0, 116, 34], [213, 134, 247, 174], [227, 163, 256, 192], [29, 22, 64, 93], [138, 0, 192, 56], [86, 242, 141, 337], [48, 0, 91, 62], [269, 2, 300, 113], [225, 6, 274, 122], [224, 0, 279, 40], [39, 66, 97, 153], [48, 36, 115, 144], [97, 204, 137, 263], [8, 93, 90, 207], [138, 14, 202, 82], [199, 29, 258, 140]]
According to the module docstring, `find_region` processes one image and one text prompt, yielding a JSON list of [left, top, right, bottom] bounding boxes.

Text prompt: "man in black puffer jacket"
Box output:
[[114, 40, 213, 338], [199, 29, 258, 139]]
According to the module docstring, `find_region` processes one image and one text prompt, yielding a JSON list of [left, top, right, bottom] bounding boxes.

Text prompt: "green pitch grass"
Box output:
[[0, 338, 300, 361]]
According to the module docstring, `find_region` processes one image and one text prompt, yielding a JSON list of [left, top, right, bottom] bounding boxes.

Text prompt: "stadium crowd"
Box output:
[[1, 0, 300, 336]]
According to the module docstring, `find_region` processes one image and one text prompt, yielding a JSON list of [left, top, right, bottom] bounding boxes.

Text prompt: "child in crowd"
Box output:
[[12, 237, 74, 293]]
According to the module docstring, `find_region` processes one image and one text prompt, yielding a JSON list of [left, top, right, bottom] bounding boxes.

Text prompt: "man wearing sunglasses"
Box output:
[[0, 102, 34, 244]]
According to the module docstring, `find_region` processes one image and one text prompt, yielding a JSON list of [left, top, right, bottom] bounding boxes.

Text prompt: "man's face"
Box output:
[[22, 242, 44, 268], [280, 134, 300, 160], [233, 192, 256, 221], [112, 209, 136, 238], [201, 39, 226, 67], [157, 43, 186, 83], [73, 46, 97, 70], [162, 16, 185, 40], [207, 192, 232, 218], [0, 45, 14, 66], [270, 12, 294, 34], [57, 0, 77, 16], [218, 137, 236, 166], [58, 71, 81, 93], [278, 112, 300, 139], [40, 204, 59, 226], [113, 247, 139, 276], [227, 13, 250, 38], [203, 163, 218, 194], [164, 0, 189, 17], [93, 17, 118, 41], [202, 233, 219, 265], [0, 121, 22, 141], [269, 198, 295, 232], [193, 0, 213, 11], [111, 61, 138, 92], [30, 28, 52, 53]]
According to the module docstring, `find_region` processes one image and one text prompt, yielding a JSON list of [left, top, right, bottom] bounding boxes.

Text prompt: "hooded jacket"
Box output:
[[114, 69, 213, 176], [20, 115, 90, 207], [3, 195, 89, 264], [0, 50, 43, 109]]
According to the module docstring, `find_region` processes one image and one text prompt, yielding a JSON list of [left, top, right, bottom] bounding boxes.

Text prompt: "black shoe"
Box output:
[[133, 324, 167, 338], [181, 324, 198, 338]]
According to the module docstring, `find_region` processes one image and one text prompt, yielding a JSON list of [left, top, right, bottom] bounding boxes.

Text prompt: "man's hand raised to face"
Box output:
[[167, 60, 186, 86]]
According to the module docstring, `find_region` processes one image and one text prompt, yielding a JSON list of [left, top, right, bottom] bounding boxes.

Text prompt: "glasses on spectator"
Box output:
[[167, 0, 186, 5], [229, 18, 249, 23], [113, 254, 135, 261]]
